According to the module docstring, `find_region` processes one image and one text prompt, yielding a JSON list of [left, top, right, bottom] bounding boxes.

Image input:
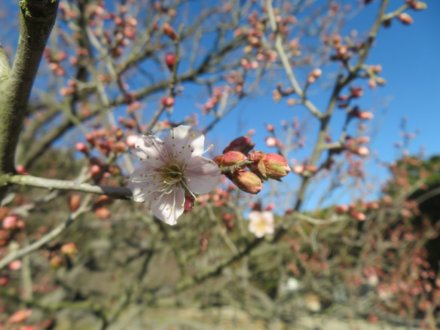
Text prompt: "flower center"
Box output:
[[159, 162, 185, 187], [255, 217, 267, 232]]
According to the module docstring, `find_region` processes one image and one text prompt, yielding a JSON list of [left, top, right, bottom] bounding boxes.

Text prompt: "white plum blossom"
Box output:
[[128, 125, 221, 225], [248, 211, 274, 238]]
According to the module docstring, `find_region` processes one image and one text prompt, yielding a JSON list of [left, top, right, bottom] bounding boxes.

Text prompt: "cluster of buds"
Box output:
[[44, 48, 67, 77], [345, 136, 370, 157], [307, 68, 322, 84], [335, 200, 382, 221], [0, 208, 25, 248], [215, 136, 290, 194], [83, 127, 126, 156], [201, 87, 227, 114], [225, 71, 245, 97], [292, 163, 318, 177], [349, 106, 374, 120]]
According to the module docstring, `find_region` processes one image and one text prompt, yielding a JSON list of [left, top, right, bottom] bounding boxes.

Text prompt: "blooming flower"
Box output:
[[128, 125, 221, 225], [248, 211, 274, 238]]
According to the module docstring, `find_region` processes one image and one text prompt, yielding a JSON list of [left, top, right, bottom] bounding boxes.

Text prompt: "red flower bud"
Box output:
[[165, 53, 176, 70], [214, 151, 247, 167], [231, 170, 262, 194], [223, 136, 255, 154], [161, 96, 174, 108], [184, 196, 194, 213]]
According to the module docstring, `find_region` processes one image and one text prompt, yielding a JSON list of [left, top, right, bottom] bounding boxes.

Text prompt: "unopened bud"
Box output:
[[214, 151, 247, 167], [231, 170, 262, 194], [75, 142, 89, 154], [259, 153, 290, 180], [350, 210, 366, 221], [165, 52, 176, 70], [15, 165, 27, 175], [350, 87, 363, 98], [68, 194, 81, 212], [223, 136, 255, 154], [161, 96, 175, 108], [162, 23, 177, 40], [335, 205, 349, 214], [265, 136, 278, 147], [407, 1, 427, 11], [355, 146, 369, 157], [61, 242, 78, 256], [398, 13, 413, 25], [184, 196, 194, 213]]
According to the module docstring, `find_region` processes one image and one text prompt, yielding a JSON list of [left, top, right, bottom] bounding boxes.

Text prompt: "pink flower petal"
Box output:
[[151, 187, 185, 225], [185, 156, 221, 194], [190, 134, 205, 156], [164, 126, 205, 162], [128, 167, 162, 202], [133, 135, 165, 166]]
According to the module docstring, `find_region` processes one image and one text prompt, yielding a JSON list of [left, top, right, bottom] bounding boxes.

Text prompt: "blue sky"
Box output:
[[1, 0, 438, 209], [195, 0, 440, 208]]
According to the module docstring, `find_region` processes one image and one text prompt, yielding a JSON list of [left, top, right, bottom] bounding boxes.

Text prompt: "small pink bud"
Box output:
[[184, 196, 194, 213], [161, 96, 175, 108], [265, 136, 278, 147], [3, 215, 18, 230], [350, 210, 366, 221], [358, 111, 374, 120], [355, 146, 369, 157], [335, 205, 348, 214], [9, 260, 22, 271], [68, 194, 81, 212], [61, 242, 78, 256], [90, 164, 102, 177], [15, 165, 27, 175], [75, 142, 89, 154], [95, 207, 111, 220], [350, 87, 363, 98], [165, 52, 176, 70], [407, 1, 427, 11], [398, 13, 413, 25]]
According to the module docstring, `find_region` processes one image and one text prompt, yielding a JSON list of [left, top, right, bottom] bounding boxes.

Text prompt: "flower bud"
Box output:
[[61, 242, 78, 256], [165, 52, 176, 70], [398, 13, 413, 25], [161, 96, 175, 108], [223, 136, 255, 154], [231, 170, 262, 194], [214, 151, 247, 167], [408, 1, 427, 10], [162, 23, 177, 40], [184, 196, 194, 213], [260, 153, 290, 180]]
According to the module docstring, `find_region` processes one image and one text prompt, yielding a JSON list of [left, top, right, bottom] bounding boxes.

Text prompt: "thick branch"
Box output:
[[0, 0, 59, 199]]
